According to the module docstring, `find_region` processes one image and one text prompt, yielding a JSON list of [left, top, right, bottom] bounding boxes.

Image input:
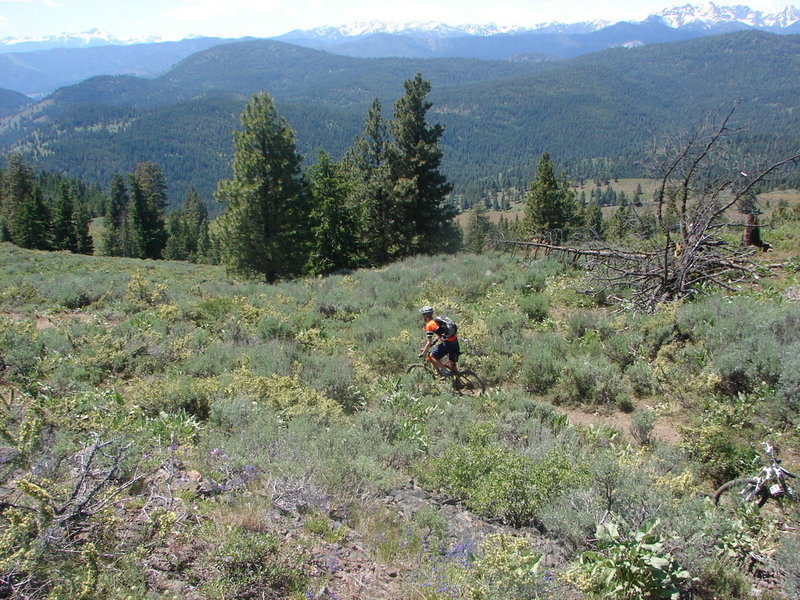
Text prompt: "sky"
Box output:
[[0, 0, 795, 41]]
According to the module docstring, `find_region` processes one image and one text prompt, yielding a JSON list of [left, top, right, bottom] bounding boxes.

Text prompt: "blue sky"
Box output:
[[1, 0, 794, 41]]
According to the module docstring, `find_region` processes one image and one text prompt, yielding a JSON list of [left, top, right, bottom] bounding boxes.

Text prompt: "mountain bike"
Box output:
[[405, 345, 486, 396], [713, 443, 798, 509]]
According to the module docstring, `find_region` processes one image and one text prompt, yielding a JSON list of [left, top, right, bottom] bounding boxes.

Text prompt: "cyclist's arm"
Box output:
[[420, 330, 437, 356]]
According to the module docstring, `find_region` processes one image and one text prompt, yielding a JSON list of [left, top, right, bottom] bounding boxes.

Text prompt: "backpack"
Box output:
[[434, 315, 458, 338]]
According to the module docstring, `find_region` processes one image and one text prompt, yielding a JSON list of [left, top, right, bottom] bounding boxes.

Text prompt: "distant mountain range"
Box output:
[[0, 3, 798, 97], [2, 29, 797, 209]]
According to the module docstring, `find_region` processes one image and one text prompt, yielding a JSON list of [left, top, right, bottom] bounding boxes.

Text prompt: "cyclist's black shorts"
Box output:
[[432, 338, 460, 362]]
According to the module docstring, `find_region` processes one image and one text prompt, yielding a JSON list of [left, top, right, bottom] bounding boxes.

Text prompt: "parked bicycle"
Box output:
[[713, 443, 798, 509], [406, 342, 486, 396]]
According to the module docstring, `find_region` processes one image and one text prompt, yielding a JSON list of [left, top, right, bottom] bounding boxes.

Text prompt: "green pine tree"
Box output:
[[523, 152, 576, 242], [1, 153, 36, 243], [164, 187, 210, 262], [122, 178, 148, 259], [52, 183, 78, 251], [216, 92, 312, 282], [463, 202, 492, 254], [73, 201, 94, 255], [134, 162, 168, 259], [103, 173, 129, 256], [346, 98, 396, 266], [388, 73, 457, 256], [586, 200, 605, 239], [14, 185, 51, 250], [306, 150, 361, 275]]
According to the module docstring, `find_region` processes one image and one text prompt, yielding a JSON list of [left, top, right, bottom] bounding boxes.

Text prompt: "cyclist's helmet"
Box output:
[[419, 305, 434, 316]]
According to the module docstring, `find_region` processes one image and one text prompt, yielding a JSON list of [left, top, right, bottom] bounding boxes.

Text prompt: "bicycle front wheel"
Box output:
[[713, 477, 762, 508]]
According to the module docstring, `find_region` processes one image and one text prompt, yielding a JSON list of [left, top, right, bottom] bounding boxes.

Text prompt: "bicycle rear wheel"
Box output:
[[452, 368, 486, 396]]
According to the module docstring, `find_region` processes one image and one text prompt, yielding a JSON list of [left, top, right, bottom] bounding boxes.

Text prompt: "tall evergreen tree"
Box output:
[[1, 153, 36, 242], [107, 173, 129, 229], [463, 202, 492, 254], [164, 187, 210, 262], [134, 162, 168, 259], [52, 183, 78, 251], [307, 150, 361, 275], [388, 73, 456, 256], [73, 201, 94, 255], [103, 173, 129, 256], [14, 185, 51, 250], [523, 152, 577, 242], [585, 200, 605, 239], [346, 98, 395, 265], [216, 92, 312, 282], [122, 178, 148, 259]]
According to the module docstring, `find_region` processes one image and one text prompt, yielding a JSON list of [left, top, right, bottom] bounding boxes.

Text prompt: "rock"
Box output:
[[0, 446, 18, 464]]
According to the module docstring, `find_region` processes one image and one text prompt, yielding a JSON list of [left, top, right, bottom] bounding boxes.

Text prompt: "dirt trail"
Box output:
[[557, 402, 682, 445]]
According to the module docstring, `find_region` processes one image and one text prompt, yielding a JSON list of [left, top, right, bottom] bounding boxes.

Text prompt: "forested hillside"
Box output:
[[0, 88, 32, 118], [1, 30, 798, 208]]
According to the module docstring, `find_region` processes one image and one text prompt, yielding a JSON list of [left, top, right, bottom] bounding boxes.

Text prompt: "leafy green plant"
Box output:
[[567, 519, 691, 600]]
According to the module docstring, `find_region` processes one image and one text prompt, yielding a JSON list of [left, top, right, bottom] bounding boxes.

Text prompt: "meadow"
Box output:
[[1, 227, 800, 599]]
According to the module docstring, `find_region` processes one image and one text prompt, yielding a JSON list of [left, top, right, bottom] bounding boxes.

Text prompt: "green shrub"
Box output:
[[516, 258, 570, 294], [775, 535, 800, 600], [47, 276, 108, 309], [630, 409, 657, 447], [693, 561, 756, 600], [486, 307, 527, 337], [179, 340, 243, 377], [0, 321, 43, 379], [776, 344, 800, 422], [603, 328, 645, 369], [518, 293, 549, 322], [425, 435, 587, 527], [201, 526, 308, 599], [299, 352, 362, 412], [553, 355, 629, 408], [471, 533, 543, 599], [678, 423, 755, 485], [625, 360, 661, 397], [255, 312, 293, 340], [566, 310, 616, 340], [520, 334, 567, 394]]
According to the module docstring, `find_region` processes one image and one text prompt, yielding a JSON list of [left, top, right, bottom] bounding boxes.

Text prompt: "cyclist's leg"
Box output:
[[447, 339, 461, 374], [429, 342, 451, 376]]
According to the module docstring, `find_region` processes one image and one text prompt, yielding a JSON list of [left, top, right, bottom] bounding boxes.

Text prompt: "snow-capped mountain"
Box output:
[[280, 3, 798, 42], [651, 2, 800, 28], [0, 28, 164, 54], [0, 2, 797, 55], [281, 20, 609, 41]]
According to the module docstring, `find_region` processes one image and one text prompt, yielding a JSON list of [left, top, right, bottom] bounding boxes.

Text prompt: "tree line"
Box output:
[[0, 154, 94, 254], [0, 73, 460, 280], [216, 73, 458, 281]]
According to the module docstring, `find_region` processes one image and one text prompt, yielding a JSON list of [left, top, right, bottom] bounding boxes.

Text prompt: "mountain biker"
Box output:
[[418, 306, 460, 377]]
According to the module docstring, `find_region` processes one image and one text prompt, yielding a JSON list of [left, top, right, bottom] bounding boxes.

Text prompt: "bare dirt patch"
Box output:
[[556, 400, 683, 445], [0, 310, 94, 330]]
